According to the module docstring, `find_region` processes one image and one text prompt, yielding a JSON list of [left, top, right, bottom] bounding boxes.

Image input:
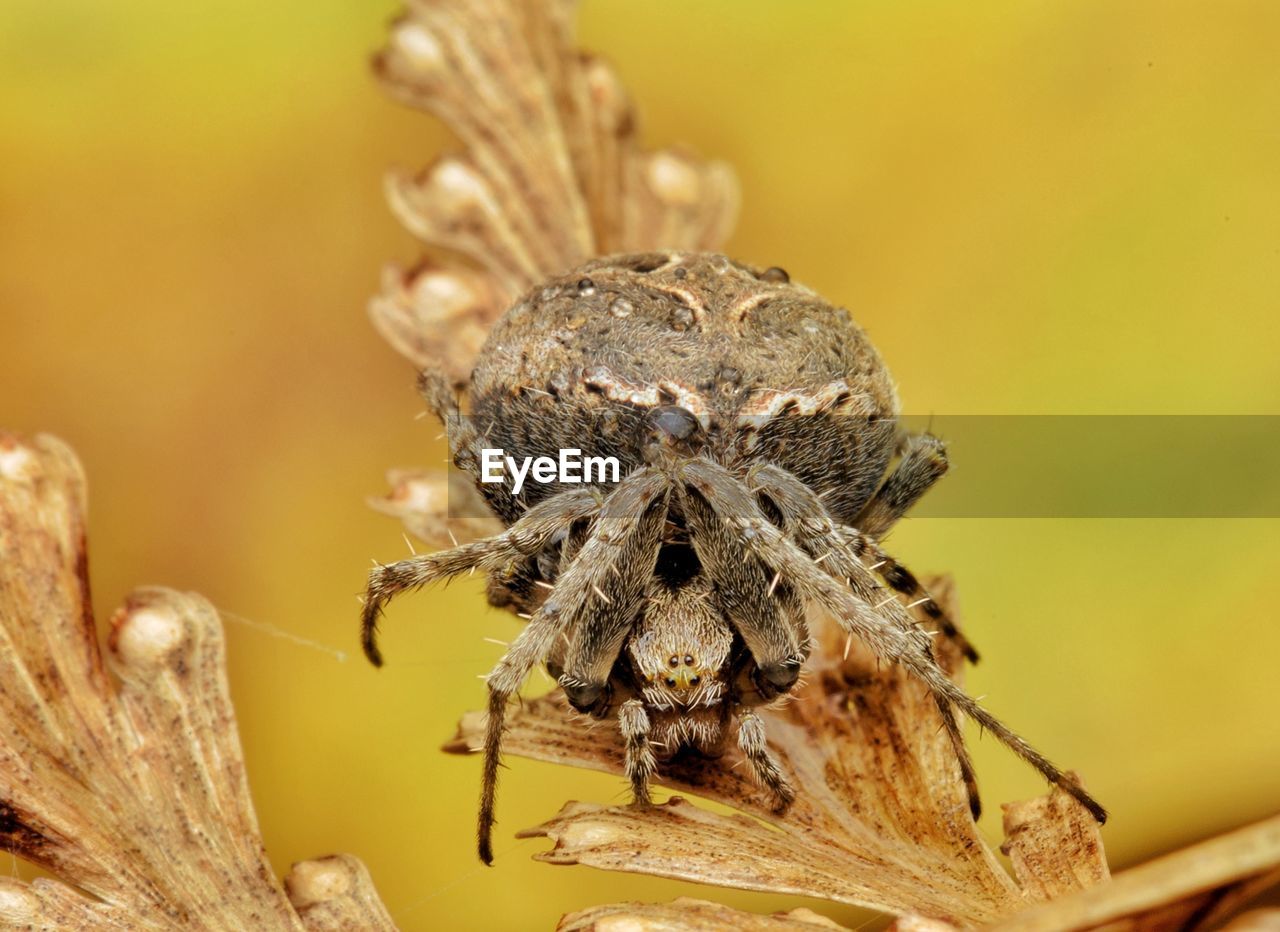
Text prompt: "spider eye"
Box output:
[[648, 405, 699, 442], [665, 677, 677, 687], [689, 675, 700, 686], [668, 655, 680, 667], [683, 654, 694, 665]]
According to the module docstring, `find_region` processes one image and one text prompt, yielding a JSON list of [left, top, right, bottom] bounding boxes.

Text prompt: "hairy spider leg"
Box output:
[[417, 368, 462, 422], [847, 529, 981, 664], [479, 468, 670, 863], [675, 482, 804, 807], [746, 462, 983, 817], [679, 484, 809, 695], [748, 462, 977, 662], [361, 488, 603, 666], [680, 458, 1108, 825], [854, 431, 949, 540], [619, 699, 657, 804], [556, 469, 670, 702], [736, 708, 795, 809]]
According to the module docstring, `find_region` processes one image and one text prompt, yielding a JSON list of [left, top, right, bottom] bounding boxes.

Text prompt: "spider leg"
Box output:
[[557, 469, 671, 708], [737, 708, 795, 810], [680, 482, 808, 695], [850, 528, 981, 663], [417, 367, 484, 467], [682, 458, 1107, 824], [417, 368, 459, 420], [747, 462, 981, 817], [475, 467, 672, 863], [619, 698, 656, 805], [361, 487, 602, 665], [476, 600, 570, 864], [750, 462, 979, 663], [854, 431, 949, 539]]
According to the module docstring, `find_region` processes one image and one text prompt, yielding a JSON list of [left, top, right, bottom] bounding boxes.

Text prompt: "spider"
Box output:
[[361, 250, 1106, 864]]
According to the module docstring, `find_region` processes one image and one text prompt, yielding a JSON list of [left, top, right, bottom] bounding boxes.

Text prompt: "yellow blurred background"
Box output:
[[3, 1, 1278, 928]]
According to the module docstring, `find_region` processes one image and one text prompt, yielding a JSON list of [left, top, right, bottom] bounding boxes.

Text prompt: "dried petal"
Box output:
[[1001, 778, 1109, 902], [559, 897, 849, 931], [887, 917, 960, 932], [627, 149, 739, 253], [285, 855, 397, 931], [0, 432, 392, 930], [368, 467, 502, 549], [990, 815, 1280, 932], [369, 262, 505, 389]]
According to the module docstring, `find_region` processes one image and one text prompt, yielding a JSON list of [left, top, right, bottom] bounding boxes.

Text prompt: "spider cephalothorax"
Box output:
[[361, 251, 1106, 864]]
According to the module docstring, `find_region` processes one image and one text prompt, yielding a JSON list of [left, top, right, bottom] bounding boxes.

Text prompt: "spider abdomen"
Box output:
[[467, 251, 901, 524]]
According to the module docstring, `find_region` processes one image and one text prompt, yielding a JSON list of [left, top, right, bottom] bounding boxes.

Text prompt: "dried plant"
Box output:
[[367, 0, 1280, 928], [1, 432, 1275, 931], [0, 3, 1276, 930], [447, 578, 1104, 925], [0, 432, 395, 930], [444, 580, 1280, 929]]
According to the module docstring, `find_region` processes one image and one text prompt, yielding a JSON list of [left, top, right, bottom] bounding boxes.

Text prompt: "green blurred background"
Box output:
[[2, 1, 1278, 928]]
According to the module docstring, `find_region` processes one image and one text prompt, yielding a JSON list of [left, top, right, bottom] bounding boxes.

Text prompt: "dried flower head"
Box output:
[[0, 432, 395, 930]]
